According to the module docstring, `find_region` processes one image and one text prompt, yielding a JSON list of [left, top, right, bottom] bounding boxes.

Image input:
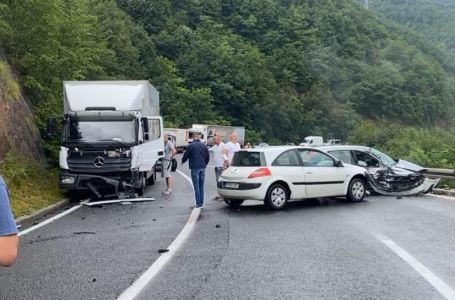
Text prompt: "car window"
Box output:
[[232, 151, 264, 167], [370, 148, 397, 167], [328, 150, 353, 164], [272, 150, 300, 166], [354, 151, 380, 168], [298, 150, 334, 167]]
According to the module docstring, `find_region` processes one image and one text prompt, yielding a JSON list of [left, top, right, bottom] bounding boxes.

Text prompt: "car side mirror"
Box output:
[[358, 160, 368, 167], [335, 160, 343, 167]]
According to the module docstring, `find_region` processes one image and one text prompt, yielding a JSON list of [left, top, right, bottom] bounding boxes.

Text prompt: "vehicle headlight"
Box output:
[[61, 175, 76, 185]]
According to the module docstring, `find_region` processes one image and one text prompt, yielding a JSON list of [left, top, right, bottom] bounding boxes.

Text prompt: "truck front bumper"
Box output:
[[60, 171, 122, 191]]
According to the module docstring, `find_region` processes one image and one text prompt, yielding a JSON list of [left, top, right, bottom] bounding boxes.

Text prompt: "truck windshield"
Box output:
[[67, 120, 136, 143]]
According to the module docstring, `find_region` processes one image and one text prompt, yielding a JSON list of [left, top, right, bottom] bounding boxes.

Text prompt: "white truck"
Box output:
[[163, 128, 189, 153], [54, 81, 164, 198], [188, 124, 245, 147], [299, 136, 324, 147], [299, 136, 342, 147]]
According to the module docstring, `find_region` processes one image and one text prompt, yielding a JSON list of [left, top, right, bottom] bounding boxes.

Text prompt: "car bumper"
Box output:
[[217, 181, 267, 201]]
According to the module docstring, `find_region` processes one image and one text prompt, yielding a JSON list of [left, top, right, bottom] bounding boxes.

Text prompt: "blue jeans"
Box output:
[[191, 168, 206, 207]]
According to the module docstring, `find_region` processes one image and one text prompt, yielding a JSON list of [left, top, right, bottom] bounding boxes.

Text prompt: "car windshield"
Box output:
[[370, 148, 397, 167], [232, 151, 264, 166], [67, 120, 136, 143]]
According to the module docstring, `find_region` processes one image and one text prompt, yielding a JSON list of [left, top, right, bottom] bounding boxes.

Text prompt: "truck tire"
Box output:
[[136, 173, 146, 196], [147, 169, 156, 186]]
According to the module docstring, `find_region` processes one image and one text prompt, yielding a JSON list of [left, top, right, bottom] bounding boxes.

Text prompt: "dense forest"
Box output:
[[0, 0, 454, 214], [364, 0, 455, 68]]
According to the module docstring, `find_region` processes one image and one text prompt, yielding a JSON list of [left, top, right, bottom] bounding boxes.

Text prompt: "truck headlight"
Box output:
[[61, 175, 76, 185]]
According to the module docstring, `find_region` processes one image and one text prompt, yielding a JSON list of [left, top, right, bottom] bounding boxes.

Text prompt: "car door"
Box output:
[[270, 149, 305, 199], [131, 116, 164, 171], [298, 149, 347, 197]]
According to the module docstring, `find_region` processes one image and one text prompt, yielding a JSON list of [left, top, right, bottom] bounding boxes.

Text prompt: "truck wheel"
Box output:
[[147, 169, 156, 186], [223, 198, 244, 208], [347, 178, 366, 202], [264, 183, 288, 210], [136, 174, 146, 196]]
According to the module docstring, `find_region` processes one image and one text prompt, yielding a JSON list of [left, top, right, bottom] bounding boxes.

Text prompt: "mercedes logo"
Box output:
[[93, 157, 105, 168]]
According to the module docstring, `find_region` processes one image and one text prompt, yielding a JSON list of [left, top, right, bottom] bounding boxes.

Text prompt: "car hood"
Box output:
[[394, 159, 426, 173]]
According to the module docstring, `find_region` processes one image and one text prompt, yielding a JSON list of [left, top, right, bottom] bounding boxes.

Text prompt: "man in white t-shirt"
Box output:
[[209, 135, 227, 200], [224, 132, 241, 166]]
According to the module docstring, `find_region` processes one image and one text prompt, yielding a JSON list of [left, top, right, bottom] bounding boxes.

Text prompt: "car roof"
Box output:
[[318, 145, 372, 152], [243, 146, 321, 152]]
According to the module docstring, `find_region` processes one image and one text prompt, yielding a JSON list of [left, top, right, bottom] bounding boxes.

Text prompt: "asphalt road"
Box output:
[[1, 155, 455, 300]]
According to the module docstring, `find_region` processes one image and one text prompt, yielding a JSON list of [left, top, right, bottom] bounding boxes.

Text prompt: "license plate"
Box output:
[[225, 182, 239, 189]]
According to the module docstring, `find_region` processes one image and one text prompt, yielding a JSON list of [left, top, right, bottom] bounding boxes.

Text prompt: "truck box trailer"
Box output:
[[164, 128, 189, 153], [189, 124, 245, 147], [56, 80, 164, 198]]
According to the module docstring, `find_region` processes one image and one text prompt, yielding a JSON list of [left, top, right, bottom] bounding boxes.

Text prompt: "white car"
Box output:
[[218, 146, 368, 210]]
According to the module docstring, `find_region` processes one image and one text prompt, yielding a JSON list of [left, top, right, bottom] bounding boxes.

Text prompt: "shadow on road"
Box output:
[[220, 197, 369, 216]]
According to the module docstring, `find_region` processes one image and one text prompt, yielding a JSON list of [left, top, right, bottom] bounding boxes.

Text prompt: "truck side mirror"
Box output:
[[45, 117, 56, 139]]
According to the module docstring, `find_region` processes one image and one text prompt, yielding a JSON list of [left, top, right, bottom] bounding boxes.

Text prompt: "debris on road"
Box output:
[[83, 198, 155, 207], [158, 248, 169, 253], [215, 224, 221, 228]]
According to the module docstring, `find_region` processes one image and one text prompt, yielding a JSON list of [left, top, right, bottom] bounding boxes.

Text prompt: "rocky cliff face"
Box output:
[[0, 53, 45, 164]]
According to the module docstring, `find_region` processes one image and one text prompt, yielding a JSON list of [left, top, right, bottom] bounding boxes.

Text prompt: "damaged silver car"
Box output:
[[318, 145, 440, 196]]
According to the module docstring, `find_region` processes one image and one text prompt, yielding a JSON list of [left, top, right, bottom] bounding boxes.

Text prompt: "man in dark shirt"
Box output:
[[182, 133, 210, 208], [0, 175, 18, 267]]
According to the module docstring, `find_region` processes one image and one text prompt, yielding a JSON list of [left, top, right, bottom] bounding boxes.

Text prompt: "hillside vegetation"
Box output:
[[0, 0, 454, 214]]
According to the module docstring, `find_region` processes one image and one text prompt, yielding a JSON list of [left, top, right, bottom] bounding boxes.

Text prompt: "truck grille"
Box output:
[[67, 151, 131, 173]]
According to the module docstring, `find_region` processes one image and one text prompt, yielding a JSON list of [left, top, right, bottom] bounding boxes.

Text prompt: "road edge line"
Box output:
[[16, 198, 70, 225], [117, 169, 199, 300], [373, 233, 455, 300], [18, 203, 84, 236]]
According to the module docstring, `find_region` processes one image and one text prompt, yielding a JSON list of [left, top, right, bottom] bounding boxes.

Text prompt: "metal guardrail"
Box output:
[[423, 168, 455, 179]]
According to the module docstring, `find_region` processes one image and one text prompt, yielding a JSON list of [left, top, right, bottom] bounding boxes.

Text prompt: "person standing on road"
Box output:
[[0, 175, 18, 267], [162, 133, 177, 195], [209, 135, 227, 200], [182, 133, 210, 208], [223, 132, 241, 167]]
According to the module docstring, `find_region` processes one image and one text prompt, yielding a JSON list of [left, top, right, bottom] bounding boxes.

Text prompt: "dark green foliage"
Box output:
[[0, 0, 453, 166]]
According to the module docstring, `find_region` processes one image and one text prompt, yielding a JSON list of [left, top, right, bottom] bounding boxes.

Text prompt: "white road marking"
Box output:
[[18, 203, 86, 236], [83, 198, 155, 206], [117, 170, 201, 300], [176, 169, 194, 191], [374, 233, 455, 300]]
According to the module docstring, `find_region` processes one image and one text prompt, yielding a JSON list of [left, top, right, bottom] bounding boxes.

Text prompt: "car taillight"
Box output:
[[248, 168, 272, 179]]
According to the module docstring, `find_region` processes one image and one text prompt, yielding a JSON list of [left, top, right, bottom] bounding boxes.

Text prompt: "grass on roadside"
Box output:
[[0, 153, 63, 218], [438, 178, 455, 190]]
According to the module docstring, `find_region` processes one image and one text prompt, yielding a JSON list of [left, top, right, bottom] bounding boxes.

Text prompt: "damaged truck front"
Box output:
[[57, 81, 164, 198]]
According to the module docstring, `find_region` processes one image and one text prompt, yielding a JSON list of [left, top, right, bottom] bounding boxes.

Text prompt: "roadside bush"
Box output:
[[348, 120, 455, 168], [0, 152, 62, 217]]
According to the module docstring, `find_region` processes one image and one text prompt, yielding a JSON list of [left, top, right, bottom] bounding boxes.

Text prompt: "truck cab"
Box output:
[[57, 81, 164, 198]]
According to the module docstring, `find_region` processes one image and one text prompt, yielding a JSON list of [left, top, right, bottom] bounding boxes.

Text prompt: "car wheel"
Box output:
[[265, 183, 288, 210], [223, 198, 244, 208], [347, 178, 366, 202]]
